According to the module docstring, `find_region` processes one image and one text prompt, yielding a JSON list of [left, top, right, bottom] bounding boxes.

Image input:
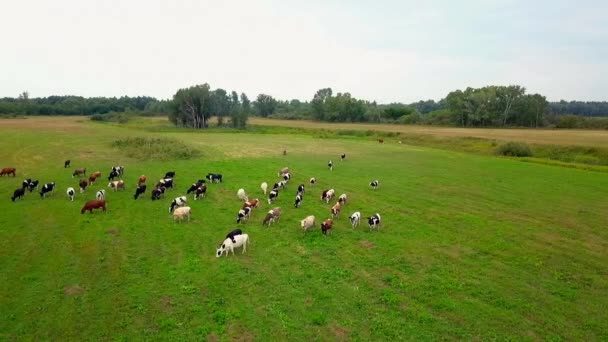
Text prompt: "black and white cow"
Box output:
[[22, 178, 32, 190], [169, 196, 187, 213], [328, 160, 333, 171], [236, 206, 251, 224], [134, 184, 147, 200], [297, 184, 305, 195], [27, 180, 39, 192], [11, 188, 25, 202], [370, 180, 379, 190], [206, 173, 222, 183], [368, 213, 382, 231], [186, 180, 205, 194], [164, 171, 176, 178], [157, 178, 174, 189], [268, 189, 279, 205], [96, 189, 106, 200], [282, 173, 291, 182], [39, 182, 55, 198], [108, 170, 119, 181], [194, 185, 207, 200], [112, 166, 124, 176], [310, 177, 316, 186], [341, 153, 346, 161], [66, 187, 75, 201], [225, 228, 243, 244], [151, 186, 165, 200], [294, 194, 303, 208]]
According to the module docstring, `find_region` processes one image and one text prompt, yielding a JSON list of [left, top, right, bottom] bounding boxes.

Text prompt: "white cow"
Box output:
[[216, 233, 249, 257], [349, 211, 361, 229]]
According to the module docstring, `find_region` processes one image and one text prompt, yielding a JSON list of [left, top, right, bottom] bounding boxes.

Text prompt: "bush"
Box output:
[[111, 137, 200, 160], [496, 142, 533, 157], [90, 112, 131, 124]]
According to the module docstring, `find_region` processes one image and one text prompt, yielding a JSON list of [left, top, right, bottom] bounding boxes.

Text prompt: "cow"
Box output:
[[11, 188, 25, 202], [378, 139, 384, 144], [164, 171, 176, 179], [156, 178, 174, 189], [309, 177, 316, 186], [173, 206, 191, 222], [300, 215, 315, 232], [66, 187, 75, 201], [1, 167, 16, 177], [21, 178, 31, 190], [108, 170, 119, 181], [297, 184, 305, 195], [111, 166, 124, 176], [349, 211, 361, 229], [331, 202, 342, 218], [108, 180, 125, 191], [96, 189, 106, 200], [321, 189, 335, 203], [137, 175, 147, 186], [294, 194, 303, 208], [262, 207, 281, 226], [64, 160, 71, 168], [79, 179, 88, 193], [370, 180, 379, 190], [225, 228, 243, 243], [260, 182, 268, 195], [328, 160, 333, 171], [278, 167, 289, 177], [237, 188, 248, 202], [169, 196, 187, 213], [151, 187, 165, 200], [206, 173, 222, 183], [338, 193, 347, 205], [27, 180, 39, 192], [368, 213, 382, 231], [268, 189, 278, 205], [133, 184, 147, 200], [72, 168, 86, 178], [236, 206, 252, 224], [39, 182, 55, 198], [81, 199, 106, 214], [321, 219, 333, 236], [282, 173, 291, 182], [88, 171, 102, 185], [243, 198, 260, 209], [194, 185, 207, 200], [341, 153, 346, 161], [216, 234, 249, 257]]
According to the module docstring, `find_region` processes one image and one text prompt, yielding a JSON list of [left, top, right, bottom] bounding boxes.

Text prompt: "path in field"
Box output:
[[249, 118, 608, 147]]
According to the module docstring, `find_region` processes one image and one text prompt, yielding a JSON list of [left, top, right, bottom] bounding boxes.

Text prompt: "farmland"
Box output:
[[1, 116, 607, 340]]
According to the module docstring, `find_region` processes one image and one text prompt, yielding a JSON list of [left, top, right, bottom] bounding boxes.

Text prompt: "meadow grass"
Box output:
[[0, 117, 607, 340]]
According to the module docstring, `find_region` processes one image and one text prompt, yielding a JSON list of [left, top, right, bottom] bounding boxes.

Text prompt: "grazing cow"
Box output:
[[260, 182, 268, 195], [321, 189, 335, 203], [66, 187, 75, 201], [321, 219, 333, 235], [268, 189, 278, 205], [272, 182, 280, 191], [300, 215, 315, 232], [236, 206, 252, 224], [225, 228, 243, 243], [169, 196, 187, 213], [72, 168, 86, 178], [39, 182, 55, 198], [297, 184, 305, 195], [11, 188, 25, 202], [194, 185, 207, 200], [349, 211, 361, 229], [206, 173, 222, 183], [108, 180, 125, 191], [27, 180, 39, 192], [331, 202, 342, 218], [294, 194, 303, 208], [151, 186, 165, 200], [137, 175, 147, 186], [368, 213, 382, 231], [186, 183, 200, 194], [79, 179, 88, 193], [22, 178, 32, 190], [164, 171, 176, 178], [338, 193, 347, 205], [262, 207, 281, 226], [173, 206, 191, 222], [243, 198, 259, 209], [108, 170, 119, 181], [81, 199, 107, 214], [64, 160, 71, 168], [341, 153, 346, 161], [96, 189, 106, 200], [370, 180, 379, 190], [216, 233, 249, 257], [278, 167, 289, 177], [156, 178, 174, 189], [277, 180, 288, 190], [282, 173, 291, 182], [328, 160, 333, 171], [88, 171, 101, 185], [1, 168, 16, 177], [309, 177, 316, 186], [111, 166, 124, 176], [133, 184, 147, 200], [378, 139, 384, 144], [237, 188, 248, 202]]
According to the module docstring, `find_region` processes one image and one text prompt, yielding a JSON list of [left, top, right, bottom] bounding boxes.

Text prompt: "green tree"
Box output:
[[311, 88, 332, 120], [170, 84, 211, 128], [254, 94, 277, 117]]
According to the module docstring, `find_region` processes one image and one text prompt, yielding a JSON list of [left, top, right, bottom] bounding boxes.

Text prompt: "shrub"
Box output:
[[110, 137, 200, 160], [496, 142, 533, 157]]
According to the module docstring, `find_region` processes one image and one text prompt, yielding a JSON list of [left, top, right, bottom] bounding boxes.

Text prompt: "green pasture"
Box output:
[[0, 117, 607, 340]]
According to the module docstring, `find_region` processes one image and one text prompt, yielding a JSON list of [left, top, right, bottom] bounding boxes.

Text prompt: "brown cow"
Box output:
[[243, 198, 260, 209], [72, 167, 86, 178], [79, 179, 88, 193], [321, 219, 333, 235], [331, 202, 342, 219], [137, 175, 146, 186], [81, 199, 106, 214], [0, 167, 16, 177], [88, 171, 102, 185], [378, 139, 384, 144]]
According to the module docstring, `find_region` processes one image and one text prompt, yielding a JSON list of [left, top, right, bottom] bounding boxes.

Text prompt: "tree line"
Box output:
[[1, 86, 607, 128]]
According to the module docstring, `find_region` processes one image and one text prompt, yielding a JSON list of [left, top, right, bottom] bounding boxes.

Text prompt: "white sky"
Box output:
[[1, 0, 606, 103]]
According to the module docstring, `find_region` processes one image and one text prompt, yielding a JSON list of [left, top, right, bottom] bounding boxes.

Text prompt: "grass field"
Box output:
[[1, 116, 607, 340]]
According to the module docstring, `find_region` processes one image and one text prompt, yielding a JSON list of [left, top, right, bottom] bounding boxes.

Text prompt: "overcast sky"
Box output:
[[1, 0, 606, 103]]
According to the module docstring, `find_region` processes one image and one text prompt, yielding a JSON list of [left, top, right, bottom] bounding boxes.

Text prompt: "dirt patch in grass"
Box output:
[[105, 229, 120, 235], [227, 324, 255, 341], [64, 285, 85, 296], [330, 324, 350, 341], [360, 240, 375, 249], [207, 333, 219, 342], [160, 296, 173, 312]]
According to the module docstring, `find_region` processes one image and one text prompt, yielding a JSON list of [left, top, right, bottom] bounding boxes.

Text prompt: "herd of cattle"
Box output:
[[2, 154, 383, 257]]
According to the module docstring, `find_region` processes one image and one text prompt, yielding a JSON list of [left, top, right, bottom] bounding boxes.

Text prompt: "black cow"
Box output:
[[225, 228, 243, 244], [164, 171, 176, 178], [64, 160, 71, 168], [134, 184, 147, 200], [157, 178, 174, 189], [27, 180, 39, 192], [39, 182, 55, 198], [194, 185, 207, 200], [297, 184, 305, 195], [341, 153, 346, 161], [11, 188, 25, 202]]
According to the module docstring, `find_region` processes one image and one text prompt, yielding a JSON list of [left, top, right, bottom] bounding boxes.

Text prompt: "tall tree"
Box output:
[[254, 94, 277, 117], [239, 93, 250, 128], [170, 84, 211, 128], [311, 88, 332, 120]]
